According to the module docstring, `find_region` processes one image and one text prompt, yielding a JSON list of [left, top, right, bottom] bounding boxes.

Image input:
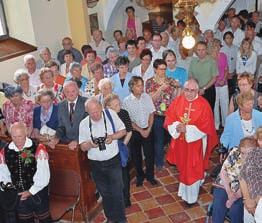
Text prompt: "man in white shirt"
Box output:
[[150, 33, 167, 62], [225, 16, 245, 48], [24, 54, 41, 87], [89, 29, 110, 61], [123, 76, 157, 187], [251, 11, 262, 35], [79, 98, 127, 223], [245, 23, 262, 56]]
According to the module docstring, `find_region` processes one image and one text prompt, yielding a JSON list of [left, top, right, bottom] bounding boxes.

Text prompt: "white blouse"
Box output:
[[236, 50, 257, 75]]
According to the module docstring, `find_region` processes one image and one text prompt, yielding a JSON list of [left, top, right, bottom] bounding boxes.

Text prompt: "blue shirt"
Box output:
[[65, 75, 88, 94], [110, 72, 134, 102], [166, 66, 188, 86]]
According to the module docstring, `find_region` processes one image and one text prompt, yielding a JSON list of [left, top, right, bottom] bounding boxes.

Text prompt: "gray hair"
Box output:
[[36, 89, 55, 103], [204, 29, 214, 36], [98, 78, 113, 91], [84, 96, 102, 111], [63, 80, 79, 91], [4, 85, 23, 98], [69, 62, 82, 72], [106, 47, 119, 59], [183, 78, 199, 89], [39, 47, 51, 55], [90, 63, 103, 73], [23, 54, 36, 64], [13, 69, 29, 83]]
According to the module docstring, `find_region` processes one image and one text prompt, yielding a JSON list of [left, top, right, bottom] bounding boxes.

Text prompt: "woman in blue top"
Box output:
[[163, 49, 188, 87], [220, 91, 262, 152], [32, 89, 58, 143], [110, 56, 134, 102]]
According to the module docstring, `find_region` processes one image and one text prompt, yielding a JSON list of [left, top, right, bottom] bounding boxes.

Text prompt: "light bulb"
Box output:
[[182, 35, 196, 49]]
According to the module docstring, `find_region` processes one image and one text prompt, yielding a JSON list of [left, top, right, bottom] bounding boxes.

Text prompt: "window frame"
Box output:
[[0, 0, 9, 40]]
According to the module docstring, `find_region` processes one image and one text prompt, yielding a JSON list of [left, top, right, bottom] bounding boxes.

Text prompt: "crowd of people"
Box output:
[[0, 5, 262, 223]]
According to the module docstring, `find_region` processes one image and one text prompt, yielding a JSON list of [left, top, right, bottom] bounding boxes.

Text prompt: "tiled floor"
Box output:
[[92, 152, 219, 223]]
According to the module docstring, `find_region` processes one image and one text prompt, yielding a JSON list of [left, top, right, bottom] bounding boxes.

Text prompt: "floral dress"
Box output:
[[145, 77, 180, 116]]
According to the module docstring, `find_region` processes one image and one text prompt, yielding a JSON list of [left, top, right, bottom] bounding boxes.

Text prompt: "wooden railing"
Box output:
[[0, 136, 100, 222]]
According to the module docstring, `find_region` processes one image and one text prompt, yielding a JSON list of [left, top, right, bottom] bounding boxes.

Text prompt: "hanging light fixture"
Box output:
[[174, 0, 198, 49], [133, 0, 216, 10]]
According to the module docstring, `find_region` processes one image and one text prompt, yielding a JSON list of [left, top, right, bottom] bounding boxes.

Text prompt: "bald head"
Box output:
[[85, 97, 103, 122], [183, 78, 199, 101], [10, 122, 27, 150]]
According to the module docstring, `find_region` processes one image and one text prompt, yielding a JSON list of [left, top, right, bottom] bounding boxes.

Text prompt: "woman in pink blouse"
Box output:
[[3, 85, 34, 136], [210, 38, 229, 130], [123, 6, 142, 40]]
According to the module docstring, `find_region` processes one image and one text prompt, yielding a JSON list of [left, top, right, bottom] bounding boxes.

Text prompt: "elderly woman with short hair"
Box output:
[[212, 136, 257, 223], [38, 67, 64, 104], [85, 63, 105, 97], [103, 47, 119, 78], [2, 85, 34, 135], [104, 93, 132, 207], [32, 90, 58, 143], [96, 78, 113, 104], [14, 69, 37, 103], [221, 91, 262, 151], [65, 62, 88, 97], [240, 148, 262, 222]]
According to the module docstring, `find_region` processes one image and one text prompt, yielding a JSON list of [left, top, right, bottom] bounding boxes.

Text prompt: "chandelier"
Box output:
[[133, 0, 216, 10], [133, 0, 217, 49]]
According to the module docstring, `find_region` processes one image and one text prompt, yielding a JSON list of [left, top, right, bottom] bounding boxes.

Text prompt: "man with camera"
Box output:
[[79, 97, 127, 223]]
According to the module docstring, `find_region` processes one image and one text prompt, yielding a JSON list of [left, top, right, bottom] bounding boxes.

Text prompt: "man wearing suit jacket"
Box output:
[[48, 81, 87, 150]]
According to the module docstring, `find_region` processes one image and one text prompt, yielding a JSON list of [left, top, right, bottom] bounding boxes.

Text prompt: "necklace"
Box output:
[[239, 111, 254, 134]]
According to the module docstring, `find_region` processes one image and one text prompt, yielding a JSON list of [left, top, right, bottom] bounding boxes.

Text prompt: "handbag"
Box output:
[[104, 109, 129, 167], [0, 182, 19, 211]]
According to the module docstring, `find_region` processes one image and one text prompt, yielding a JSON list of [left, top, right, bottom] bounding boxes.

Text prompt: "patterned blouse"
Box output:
[[38, 82, 64, 104], [145, 77, 179, 116], [103, 63, 118, 78], [214, 147, 242, 192], [3, 99, 34, 131]]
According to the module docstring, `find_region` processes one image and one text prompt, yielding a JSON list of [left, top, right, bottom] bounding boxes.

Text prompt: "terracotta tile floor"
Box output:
[[92, 152, 220, 223]]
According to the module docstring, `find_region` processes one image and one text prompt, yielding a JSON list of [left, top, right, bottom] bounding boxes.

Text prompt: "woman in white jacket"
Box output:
[[236, 38, 257, 76]]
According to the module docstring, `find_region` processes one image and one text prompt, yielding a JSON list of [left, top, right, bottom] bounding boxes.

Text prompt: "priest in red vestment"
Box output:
[[164, 78, 218, 204]]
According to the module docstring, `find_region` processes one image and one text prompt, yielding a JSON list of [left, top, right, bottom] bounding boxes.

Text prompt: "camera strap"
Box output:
[[89, 111, 108, 141], [105, 109, 115, 133]]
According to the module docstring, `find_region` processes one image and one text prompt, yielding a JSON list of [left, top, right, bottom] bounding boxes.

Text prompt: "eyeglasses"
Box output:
[[157, 68, 166, 71], [184, 88, 198, 93]]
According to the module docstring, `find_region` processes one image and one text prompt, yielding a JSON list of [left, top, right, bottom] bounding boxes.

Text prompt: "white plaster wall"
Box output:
[[29, 0, 71, 57], [195, 0, 235, 32], [0, 0, 71, 84], [88, 0, 149, 42], [0, 52, 38, 85], [3, 0, 36, 45], [231, 0, 256, 13]]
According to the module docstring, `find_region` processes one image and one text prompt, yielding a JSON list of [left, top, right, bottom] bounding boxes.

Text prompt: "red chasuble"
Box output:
[[164, 95, 218, 185]]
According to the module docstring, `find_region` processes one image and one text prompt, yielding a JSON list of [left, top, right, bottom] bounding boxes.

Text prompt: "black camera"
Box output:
[[92, 136, 107, 151]]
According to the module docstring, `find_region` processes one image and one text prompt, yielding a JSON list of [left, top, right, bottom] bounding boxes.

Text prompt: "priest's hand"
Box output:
[[19, 191, 32, 201], [176, 123, 186, 133]]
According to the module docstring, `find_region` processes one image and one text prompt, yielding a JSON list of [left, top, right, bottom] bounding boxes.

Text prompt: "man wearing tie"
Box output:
[[49, 81, 87, 150]]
